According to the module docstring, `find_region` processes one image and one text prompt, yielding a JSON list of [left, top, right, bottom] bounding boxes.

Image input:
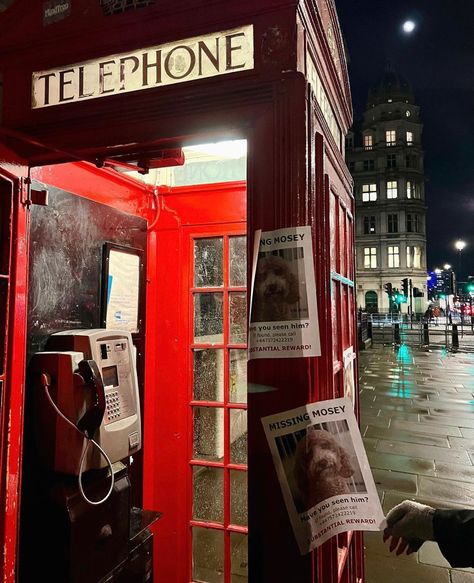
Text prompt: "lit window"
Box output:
[[406, 131, 413, 145], [413, 246, 422, 268], [387, 181, 398, 199], [364, 247, 377, 268], [406, 181, 413, 199], [386, 130, 396, 146], [364, 135, 373, 150], [388, 214, 398, 233], [406, 246, 412, 268], [362, 183, 377, 202], [363, 216, 376, 234], [386, 154, 396, 168], [388, 246, 400, 268]]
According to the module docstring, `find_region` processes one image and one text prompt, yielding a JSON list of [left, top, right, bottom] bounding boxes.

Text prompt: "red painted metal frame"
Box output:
[[187, 228, 247, 583]]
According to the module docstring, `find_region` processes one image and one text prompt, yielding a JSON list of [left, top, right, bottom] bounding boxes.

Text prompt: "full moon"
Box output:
[[402, 20, 416, 33]]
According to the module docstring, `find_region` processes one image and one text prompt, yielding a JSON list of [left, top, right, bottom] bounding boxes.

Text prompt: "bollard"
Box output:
[[423, 322, 429, 346], [394, 323, 401, 345], [452, 324, 459, 351]]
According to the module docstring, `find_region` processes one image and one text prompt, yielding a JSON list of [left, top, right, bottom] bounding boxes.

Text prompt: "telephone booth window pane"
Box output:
[[229, 292, 247, 344], [193, 407, 224, 461], [194, 293, 224, 343], [229, 236, 246, 287], [230, 410, 247, 465], [192, 527, 224, 583], [230, 469, 247, 526], [193, 349, 224, 401], [231, 532, 248, 582], [229, 349, 247, 404], [193, 466, 224, 523], [194, 238, 224, 287]]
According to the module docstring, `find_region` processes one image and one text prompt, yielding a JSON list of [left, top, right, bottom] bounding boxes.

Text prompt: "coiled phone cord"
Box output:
[[41, 373, 115, 505]]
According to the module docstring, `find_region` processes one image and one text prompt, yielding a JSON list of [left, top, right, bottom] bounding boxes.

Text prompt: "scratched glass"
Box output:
[[194, 238, 223, 288], [231, 532, 248, 582], [229, 236, 246, 287], [229, 349, 247, 404], [193, 466, 224, 523], [229, 292, 247, 344], [230, 469, 247, 526], [193, 407, 224, 462], [230, 409, 247, 465], [192, 527, 224, 583], [193, 349, 224, 402], [194, 293, 224, 343]]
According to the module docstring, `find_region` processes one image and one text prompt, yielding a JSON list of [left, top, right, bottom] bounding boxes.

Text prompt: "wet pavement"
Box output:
[[359, 344, 474, 583]]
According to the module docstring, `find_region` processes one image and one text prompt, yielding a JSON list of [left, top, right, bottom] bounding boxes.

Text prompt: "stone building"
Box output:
[[346, 69, 428, 314]]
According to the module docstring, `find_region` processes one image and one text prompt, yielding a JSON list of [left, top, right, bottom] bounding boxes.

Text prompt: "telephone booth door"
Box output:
[[144, 180, 248, 582]]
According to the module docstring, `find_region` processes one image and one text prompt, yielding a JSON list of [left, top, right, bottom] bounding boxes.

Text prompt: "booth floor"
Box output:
[[359, 345, 474, 583]]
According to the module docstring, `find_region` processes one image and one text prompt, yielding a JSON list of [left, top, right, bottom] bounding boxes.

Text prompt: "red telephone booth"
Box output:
[[0, 1, 359, 582]]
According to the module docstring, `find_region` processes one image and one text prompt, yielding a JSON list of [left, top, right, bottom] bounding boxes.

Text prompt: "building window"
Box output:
[[364, 247, 377, 268], [363, 216, 376, 234], [406, 214, 420, 233], [406, 154, 418, 168], [387, 214, 398, 233], [365, 290, 378, 312], [363, 159, 375, 171], [407, 246, 422, 268], [406, 180, 413, 199], [406, 131, 413, 146], [387, 180, 398, 199], [386, 154, 396, 168], [348, 161, 355, 173], [386, 130, 396, 146], [388, 246, 400, 268], [362, 183, 377, 202], [364, 134, 373, 150]]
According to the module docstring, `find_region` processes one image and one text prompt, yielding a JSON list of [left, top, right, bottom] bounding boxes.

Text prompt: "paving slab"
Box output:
[[360, 345, 474, 583]]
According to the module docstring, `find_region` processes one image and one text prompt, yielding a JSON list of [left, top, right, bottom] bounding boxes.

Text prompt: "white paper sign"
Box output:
[[248, 226, 321, 359], [343, 347, 356, 406], [262, 398, 385, 554], [105, 250, 140, 333]]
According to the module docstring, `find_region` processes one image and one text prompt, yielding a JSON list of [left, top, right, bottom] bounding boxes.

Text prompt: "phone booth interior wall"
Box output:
[[0, 1, 358, 582]]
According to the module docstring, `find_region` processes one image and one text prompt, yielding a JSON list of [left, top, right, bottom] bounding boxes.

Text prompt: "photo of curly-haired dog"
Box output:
[[275, 421, 367, 513], [251, 251, 308, 322]]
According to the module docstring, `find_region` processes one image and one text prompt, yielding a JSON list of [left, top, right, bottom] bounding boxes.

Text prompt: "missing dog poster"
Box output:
[[248, 226, 321, 360], [262, 398, 385, 554]]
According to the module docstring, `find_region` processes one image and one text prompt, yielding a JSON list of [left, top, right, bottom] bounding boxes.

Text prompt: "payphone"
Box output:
[[29, 329, 141, 502]]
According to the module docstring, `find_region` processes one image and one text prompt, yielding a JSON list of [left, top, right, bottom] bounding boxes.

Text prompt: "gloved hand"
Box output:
[[383, 500, 435, 555]]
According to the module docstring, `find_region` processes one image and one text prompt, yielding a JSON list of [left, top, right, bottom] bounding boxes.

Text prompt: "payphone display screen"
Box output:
[[102, 365, 119, 387]]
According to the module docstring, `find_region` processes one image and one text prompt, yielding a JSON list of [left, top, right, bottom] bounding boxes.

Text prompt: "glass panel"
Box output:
[[193, 349, 224, 401], [229, 349, 247, 404], [193, 407, 224, 462], [229, 236, 246, 287], [193, 466, 224, 523], [231, 532, 248, 583], [192, 527, 224, 583], [194, 238, 223, 288], [194, 293, 224, 343], [229, 293, 247, 344], [230, 470, 247, 526], [230, 409, 247, 465]]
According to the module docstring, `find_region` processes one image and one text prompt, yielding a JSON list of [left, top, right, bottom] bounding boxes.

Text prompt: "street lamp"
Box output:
[[443, 264, 452, 270], [455, 240, 467, 276]]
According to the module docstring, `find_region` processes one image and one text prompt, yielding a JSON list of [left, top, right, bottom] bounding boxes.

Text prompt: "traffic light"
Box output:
[[383, 282, 393, 297], [468, 283, 474, 293], [400, 278, 409, 298]]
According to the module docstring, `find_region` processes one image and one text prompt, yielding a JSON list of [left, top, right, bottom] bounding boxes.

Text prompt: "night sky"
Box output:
[[336, 0, 474, 279]]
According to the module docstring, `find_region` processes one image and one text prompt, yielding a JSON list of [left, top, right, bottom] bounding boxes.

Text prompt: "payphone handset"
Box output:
[[30, 329, 141, 480]]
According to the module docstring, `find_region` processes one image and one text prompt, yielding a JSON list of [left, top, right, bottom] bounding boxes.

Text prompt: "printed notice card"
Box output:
[[248, 226, 321, 360], [262, 398, 385, 554]]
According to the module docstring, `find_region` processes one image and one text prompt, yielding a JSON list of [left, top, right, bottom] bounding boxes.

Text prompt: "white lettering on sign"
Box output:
[[32, 25, 254, 108]]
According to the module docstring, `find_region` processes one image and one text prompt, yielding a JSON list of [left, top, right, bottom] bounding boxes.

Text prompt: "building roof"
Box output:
[[367, 67, 415, 107]]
